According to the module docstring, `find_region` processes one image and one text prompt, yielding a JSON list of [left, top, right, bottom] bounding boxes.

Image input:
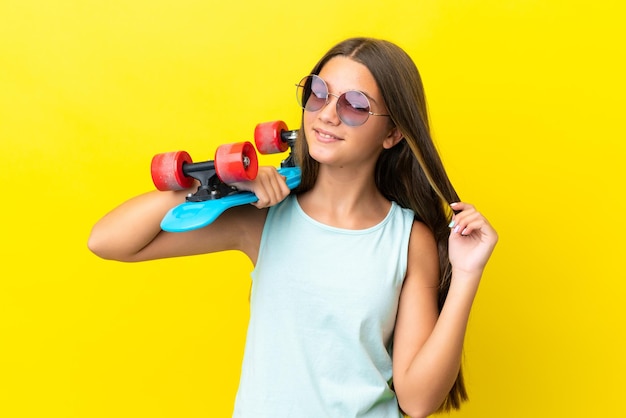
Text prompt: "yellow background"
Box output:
[[1, 1, 624, 417]]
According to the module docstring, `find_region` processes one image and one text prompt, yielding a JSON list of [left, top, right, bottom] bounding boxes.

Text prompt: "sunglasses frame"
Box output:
[[296, 74, 390, 126]]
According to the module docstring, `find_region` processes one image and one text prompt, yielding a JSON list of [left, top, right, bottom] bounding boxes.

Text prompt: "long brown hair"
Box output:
[[294, 37, 467, 412]]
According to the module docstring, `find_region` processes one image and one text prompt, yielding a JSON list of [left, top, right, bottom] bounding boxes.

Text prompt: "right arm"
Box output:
[[87, 166, 289, 263]]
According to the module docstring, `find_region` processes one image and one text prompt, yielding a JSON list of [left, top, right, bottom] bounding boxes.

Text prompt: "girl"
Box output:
[[89, 37, 498, 418]]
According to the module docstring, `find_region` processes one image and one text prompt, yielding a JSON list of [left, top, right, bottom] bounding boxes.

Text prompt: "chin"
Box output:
[[306, 144, 332, 165]]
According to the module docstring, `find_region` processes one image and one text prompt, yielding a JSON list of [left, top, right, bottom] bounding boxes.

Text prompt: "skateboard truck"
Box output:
[[180, 153, 257, 202], [151, 140, 258, 202], [278, 129, 298, 168]]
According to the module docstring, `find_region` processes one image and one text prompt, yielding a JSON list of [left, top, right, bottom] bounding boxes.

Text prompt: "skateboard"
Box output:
[[151, 121, 301, 232]]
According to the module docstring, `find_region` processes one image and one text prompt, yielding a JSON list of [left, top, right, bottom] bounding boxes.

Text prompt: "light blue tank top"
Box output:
[[233, 195, 415, 417]]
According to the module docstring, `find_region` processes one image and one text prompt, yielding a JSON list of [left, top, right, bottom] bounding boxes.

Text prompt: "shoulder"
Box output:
[[407, 221, 438, 267], [401, 220, 439, 298]]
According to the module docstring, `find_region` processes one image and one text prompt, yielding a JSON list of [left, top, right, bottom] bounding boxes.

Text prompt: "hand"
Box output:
[[447, 202, 498, 275], [231, 166, 291, 208]]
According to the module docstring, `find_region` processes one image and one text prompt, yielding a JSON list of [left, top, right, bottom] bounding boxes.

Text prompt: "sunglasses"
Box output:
[[296, 75, 390, 126]]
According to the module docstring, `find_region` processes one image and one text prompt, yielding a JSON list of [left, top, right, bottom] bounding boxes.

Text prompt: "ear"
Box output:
[[382, 126, 404, 150]]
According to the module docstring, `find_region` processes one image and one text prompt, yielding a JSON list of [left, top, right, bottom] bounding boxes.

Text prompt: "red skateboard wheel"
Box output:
[[151, 151, 195, 191], [214, 141, 258, 184], [254, 120, 289, 154]]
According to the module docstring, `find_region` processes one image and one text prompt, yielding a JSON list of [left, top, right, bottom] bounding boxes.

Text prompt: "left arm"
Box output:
[[392, 203, 498, 418]]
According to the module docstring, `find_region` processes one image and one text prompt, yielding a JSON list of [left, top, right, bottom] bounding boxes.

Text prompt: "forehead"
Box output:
[[317, 56, 382, 100]]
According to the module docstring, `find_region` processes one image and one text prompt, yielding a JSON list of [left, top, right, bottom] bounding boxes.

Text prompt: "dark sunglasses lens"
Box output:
[[296, 75, 327, 111], [337, 91, 371, 126]]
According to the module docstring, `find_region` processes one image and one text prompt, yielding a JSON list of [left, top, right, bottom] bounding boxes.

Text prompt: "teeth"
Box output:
[[319, 131, 336, 139]]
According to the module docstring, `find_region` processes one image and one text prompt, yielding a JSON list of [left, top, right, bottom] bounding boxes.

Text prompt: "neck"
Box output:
[[297, 165, 392, 229]]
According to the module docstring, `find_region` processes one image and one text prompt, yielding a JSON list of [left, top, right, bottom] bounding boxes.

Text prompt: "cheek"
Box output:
[[303, 111, 315, 130], [302, 112, 317, 143]]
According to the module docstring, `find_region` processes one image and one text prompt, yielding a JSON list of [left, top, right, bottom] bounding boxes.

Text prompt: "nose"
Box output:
[[318, 93, 341, 125]]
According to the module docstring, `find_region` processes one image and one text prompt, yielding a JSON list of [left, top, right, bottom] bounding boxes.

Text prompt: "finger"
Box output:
[[251, 171, 289, 208], [448, 203, 475, 230], [449, 201, 473, 213], [459, 217, 486, 236], [458, 215, 495, 239], [448, 203, 486, 236], [252, 182, 271, 208]]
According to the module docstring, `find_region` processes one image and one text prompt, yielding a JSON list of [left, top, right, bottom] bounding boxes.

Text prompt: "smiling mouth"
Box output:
[[314, 128, 342, 141]]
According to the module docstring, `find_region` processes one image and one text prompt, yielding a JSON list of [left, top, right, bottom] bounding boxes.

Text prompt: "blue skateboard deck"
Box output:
[[160, 166, 301, 232]]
